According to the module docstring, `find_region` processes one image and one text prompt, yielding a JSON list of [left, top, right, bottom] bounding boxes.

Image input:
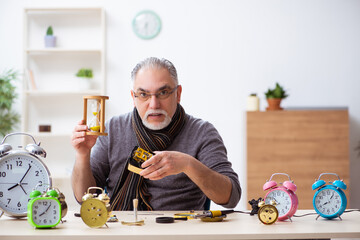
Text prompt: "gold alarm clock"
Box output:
[[257, 200, 278, 225], [80, 187, 111, 228]]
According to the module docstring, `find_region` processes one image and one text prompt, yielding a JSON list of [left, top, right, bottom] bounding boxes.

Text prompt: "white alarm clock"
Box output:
[[0, 132, 51, 218]]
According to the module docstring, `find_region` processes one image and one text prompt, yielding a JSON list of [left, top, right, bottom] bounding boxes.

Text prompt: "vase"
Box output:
[[44, 35, 56, 48], [76, 77, 91, 90], [266, 98, 283, 111]]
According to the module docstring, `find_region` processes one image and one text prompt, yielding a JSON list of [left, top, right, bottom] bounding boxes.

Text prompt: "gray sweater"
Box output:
[[90, 112, 241, 210]]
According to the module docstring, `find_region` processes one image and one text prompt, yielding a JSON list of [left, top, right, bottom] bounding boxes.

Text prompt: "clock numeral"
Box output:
[[6, 164, 12, 170], [7, 198, 11, 204], [17, 202, 21, 207], [16, 160, 22, 167], [0, 172, 6, 177], [0, 191, 3, 197], [35, 171, 40, 177]]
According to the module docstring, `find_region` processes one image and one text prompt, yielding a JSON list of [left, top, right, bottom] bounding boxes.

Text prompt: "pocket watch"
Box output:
[[132, 10, 162, 40], [80, 187, 111, 228], [258, 200, 278, 225], [312, 173, 347, 220], [0, 133, 51, 218], [263, 173, 298, 221], [27, 187, 66, 228]]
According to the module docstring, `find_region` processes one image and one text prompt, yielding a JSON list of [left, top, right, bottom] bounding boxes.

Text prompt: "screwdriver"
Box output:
[[194, 210, 236, 218]]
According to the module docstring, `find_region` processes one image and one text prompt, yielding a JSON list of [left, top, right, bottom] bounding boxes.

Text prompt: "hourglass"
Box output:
[[83, 96, 109, 136]]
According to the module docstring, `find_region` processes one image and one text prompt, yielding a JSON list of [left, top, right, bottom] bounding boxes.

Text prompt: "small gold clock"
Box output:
[[257, 201, 278, 225], [80, 187, 111, 228]]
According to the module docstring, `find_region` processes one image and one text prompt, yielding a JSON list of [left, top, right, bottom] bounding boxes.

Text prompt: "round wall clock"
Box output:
[[132, 10, 162, 40]]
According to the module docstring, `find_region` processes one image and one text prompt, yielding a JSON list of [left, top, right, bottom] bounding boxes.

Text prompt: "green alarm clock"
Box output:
[[27, 187, 67, 228]]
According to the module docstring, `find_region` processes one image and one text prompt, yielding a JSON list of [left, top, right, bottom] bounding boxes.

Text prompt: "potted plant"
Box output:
[[265, 82, 288, 111], [44, 26, 56, 48], [75, 68, 93, 90], [0, 69, 20, 137]]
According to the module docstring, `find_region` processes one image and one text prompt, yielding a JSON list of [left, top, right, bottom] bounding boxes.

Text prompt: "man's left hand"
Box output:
[[139, 151, 191, 180]]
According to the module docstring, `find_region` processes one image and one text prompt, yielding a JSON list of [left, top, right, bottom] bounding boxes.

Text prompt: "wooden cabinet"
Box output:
[[247, 109, 349, 209]]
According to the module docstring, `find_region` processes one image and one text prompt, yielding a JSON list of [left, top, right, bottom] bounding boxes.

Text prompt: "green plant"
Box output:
[[76, 68, 93, 78], [46, 26, 53, 36], [265, 82, 288, 99], [0, 69, 20, 137]]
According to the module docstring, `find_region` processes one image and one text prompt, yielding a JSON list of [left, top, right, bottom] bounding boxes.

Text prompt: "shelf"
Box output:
[[26, 49, 102, 54], [25, 89, 102, 96], [22, 8, 106, 182], [26, 132, 72, 138], [25, 8, 103, 13]]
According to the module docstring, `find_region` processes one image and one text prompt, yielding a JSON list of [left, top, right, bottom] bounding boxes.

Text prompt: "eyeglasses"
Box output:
[[133, 86, 178, 101]]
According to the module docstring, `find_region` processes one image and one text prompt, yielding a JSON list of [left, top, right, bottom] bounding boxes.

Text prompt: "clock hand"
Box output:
[[19, 164, 32, 183], [20, 184, 27, 195], [330, 192, 334, 199], [8, 183, 19, 191], [39, 203, 52, 217]]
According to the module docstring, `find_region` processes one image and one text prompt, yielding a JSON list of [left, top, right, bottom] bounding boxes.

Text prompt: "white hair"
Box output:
[[131, 57, 178, 85]]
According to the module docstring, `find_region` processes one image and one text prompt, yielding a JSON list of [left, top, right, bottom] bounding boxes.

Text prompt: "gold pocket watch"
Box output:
[[80, 187, 111, 228], [257, 200, 278, 225]]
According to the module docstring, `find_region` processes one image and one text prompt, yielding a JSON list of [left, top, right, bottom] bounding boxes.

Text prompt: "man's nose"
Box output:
[[148, 95, 160, 108]]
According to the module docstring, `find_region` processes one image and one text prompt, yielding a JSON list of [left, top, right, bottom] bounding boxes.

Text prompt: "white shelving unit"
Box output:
[[22, 8, 106, 208]]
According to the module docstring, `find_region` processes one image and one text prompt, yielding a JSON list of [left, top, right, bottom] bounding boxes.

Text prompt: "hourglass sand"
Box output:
[[83, 96, 109, 136]]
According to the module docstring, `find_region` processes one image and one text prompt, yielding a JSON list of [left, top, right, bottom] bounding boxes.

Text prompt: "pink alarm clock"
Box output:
[[263, 173, 298, 221]]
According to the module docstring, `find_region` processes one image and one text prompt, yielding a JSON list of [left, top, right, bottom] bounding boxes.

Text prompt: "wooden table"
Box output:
[[0, 210, 359, 239]]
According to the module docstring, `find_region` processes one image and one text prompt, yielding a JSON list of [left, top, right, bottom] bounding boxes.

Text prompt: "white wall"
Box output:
[[1, 0, 359, 210]]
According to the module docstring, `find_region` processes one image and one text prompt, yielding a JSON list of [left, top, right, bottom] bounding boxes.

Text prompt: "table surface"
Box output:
[[0, 209, 360, 240]]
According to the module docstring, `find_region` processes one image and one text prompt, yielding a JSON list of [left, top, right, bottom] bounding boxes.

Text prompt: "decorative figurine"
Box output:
[[83, 96, 109, 136]]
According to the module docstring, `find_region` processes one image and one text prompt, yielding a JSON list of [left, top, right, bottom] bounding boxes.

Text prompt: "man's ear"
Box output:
[[176, 85, 182, 103], [131, 90, 136, 107]]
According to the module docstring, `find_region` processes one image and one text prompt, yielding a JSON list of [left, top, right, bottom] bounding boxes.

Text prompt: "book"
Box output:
[[26, 69, 37, 90]]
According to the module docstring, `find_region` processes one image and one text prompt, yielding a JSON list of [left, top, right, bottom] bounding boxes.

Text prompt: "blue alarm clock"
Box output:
[[312, 173, 347, 220]]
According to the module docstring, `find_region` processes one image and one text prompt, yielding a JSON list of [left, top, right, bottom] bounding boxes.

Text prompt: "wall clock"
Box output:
[[0, 133, 51, 218], [263, 173, 298, 221], [312, 173, 347, 220], [132, 10, 162, 40]]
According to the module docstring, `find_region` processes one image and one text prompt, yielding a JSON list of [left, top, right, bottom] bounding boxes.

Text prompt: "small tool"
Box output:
[[194, 210, 235, 219], [121, 199, 145, 226]]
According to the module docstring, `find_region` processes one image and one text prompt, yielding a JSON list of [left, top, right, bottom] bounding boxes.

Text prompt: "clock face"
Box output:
[[29, 198, 61, 228], [265, 189, 292, 218], [314, 188, 342, 216], [0, 152, 51, 217], [258, 205, 278, 225], [132, 10, 161, 39]]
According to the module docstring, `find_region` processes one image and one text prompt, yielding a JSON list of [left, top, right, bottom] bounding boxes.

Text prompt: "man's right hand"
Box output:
[[71, 120, 98, 156]]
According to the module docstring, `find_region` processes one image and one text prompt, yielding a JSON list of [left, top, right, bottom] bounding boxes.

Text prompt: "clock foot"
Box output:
[[288, 216, 292, 222], [338, 215, 342, 221], [316, 214, 320, 220]]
